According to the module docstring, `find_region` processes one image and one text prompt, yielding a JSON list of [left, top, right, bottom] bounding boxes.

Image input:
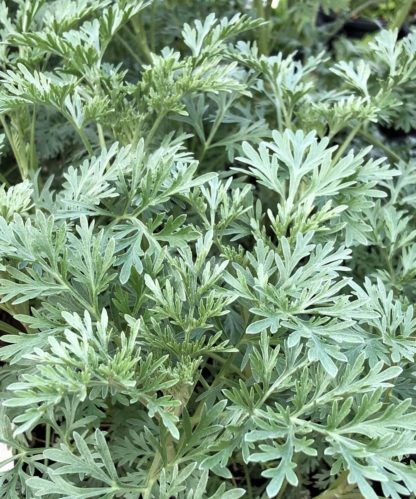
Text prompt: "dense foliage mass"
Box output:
[[0, 0, 416, 497]]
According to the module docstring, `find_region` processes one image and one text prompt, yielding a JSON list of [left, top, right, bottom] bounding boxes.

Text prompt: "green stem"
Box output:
[[256, 359, 311, 409], [332, 122, 362, 164], [391, 0, 414, 30], [64, 112, 94, 155], [75, 125, 94, 156], [150, 1, 157, 52], [144, 111, 166, 147], [116, 32, 143, 64], [97, 123, 106, 150], [274, 96, 283, 131], [243, 462, 254, 499], [379, 245, 396, 283], [210, 353, 243, 375], [44, 424, 51, 466], [276, 479, 289, 499], [281, 100, 292, 130], [142, 452, 163, 499], [351, 0, 380, 17], [312, 471, 356, 499], [191, 352, 237, 426], [268, 78, 286, 132], [0, 116, 29, 179], [143, 382, 194, 499], [29, 106, 38, 171], [43, 266, 100, 320], [198, 96, 235, 162], [254, 1, 264, 22], [360, 129, 402, 163], [254, 0, 272, 55], [131, 14, 153, 64]]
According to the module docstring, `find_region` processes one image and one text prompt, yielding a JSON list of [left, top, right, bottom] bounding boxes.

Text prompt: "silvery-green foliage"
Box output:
[[0, 1, 416, 498]]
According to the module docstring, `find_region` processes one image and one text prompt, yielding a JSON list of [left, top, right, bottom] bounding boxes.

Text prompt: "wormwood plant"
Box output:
[[0, 0, 416, 497]]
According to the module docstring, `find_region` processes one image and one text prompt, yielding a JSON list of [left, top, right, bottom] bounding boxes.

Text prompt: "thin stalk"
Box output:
[[265, 0, 274, 18], [312, 471, 356, 499], [97, 123, 106, 150], [254, 1, 265, 22], [360, 129, 402, 163], [150, 0, 157, 52], [113, 486, 147, 494], [243, 462, 254, 499], [63, 111, 94, 155], [191, 352, 237, 425], [254, 0, 272, 55], [391, 0, 414, 30], [131, 14, 153, 64], [268, 80, 286, 132], [382, 247, 396, 283], [198, 97, 235, 162], [0, 116, 28, 179], [274, 96, 283, 131], [142, 452, 163, 499], [144, 111, 166, 147], [29, 106, 38, 171], [256, 359, 311, 408], [42, 265, 100, 320], [64, 284, 99, 319], [44, 424, 51, 467], [116, 32, 143, 64], [276, 455, 305, 498], [281, 100, 292, 130], [292, 374, 383, 419], [143, 381, 194, 499], [351, 0, 380, 17], [276, 479, 289, 499], [197, 374, 212, 391], [332, 122, 362, 164], [75, 125, 94, 156], [210, 353, 243, 375]]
